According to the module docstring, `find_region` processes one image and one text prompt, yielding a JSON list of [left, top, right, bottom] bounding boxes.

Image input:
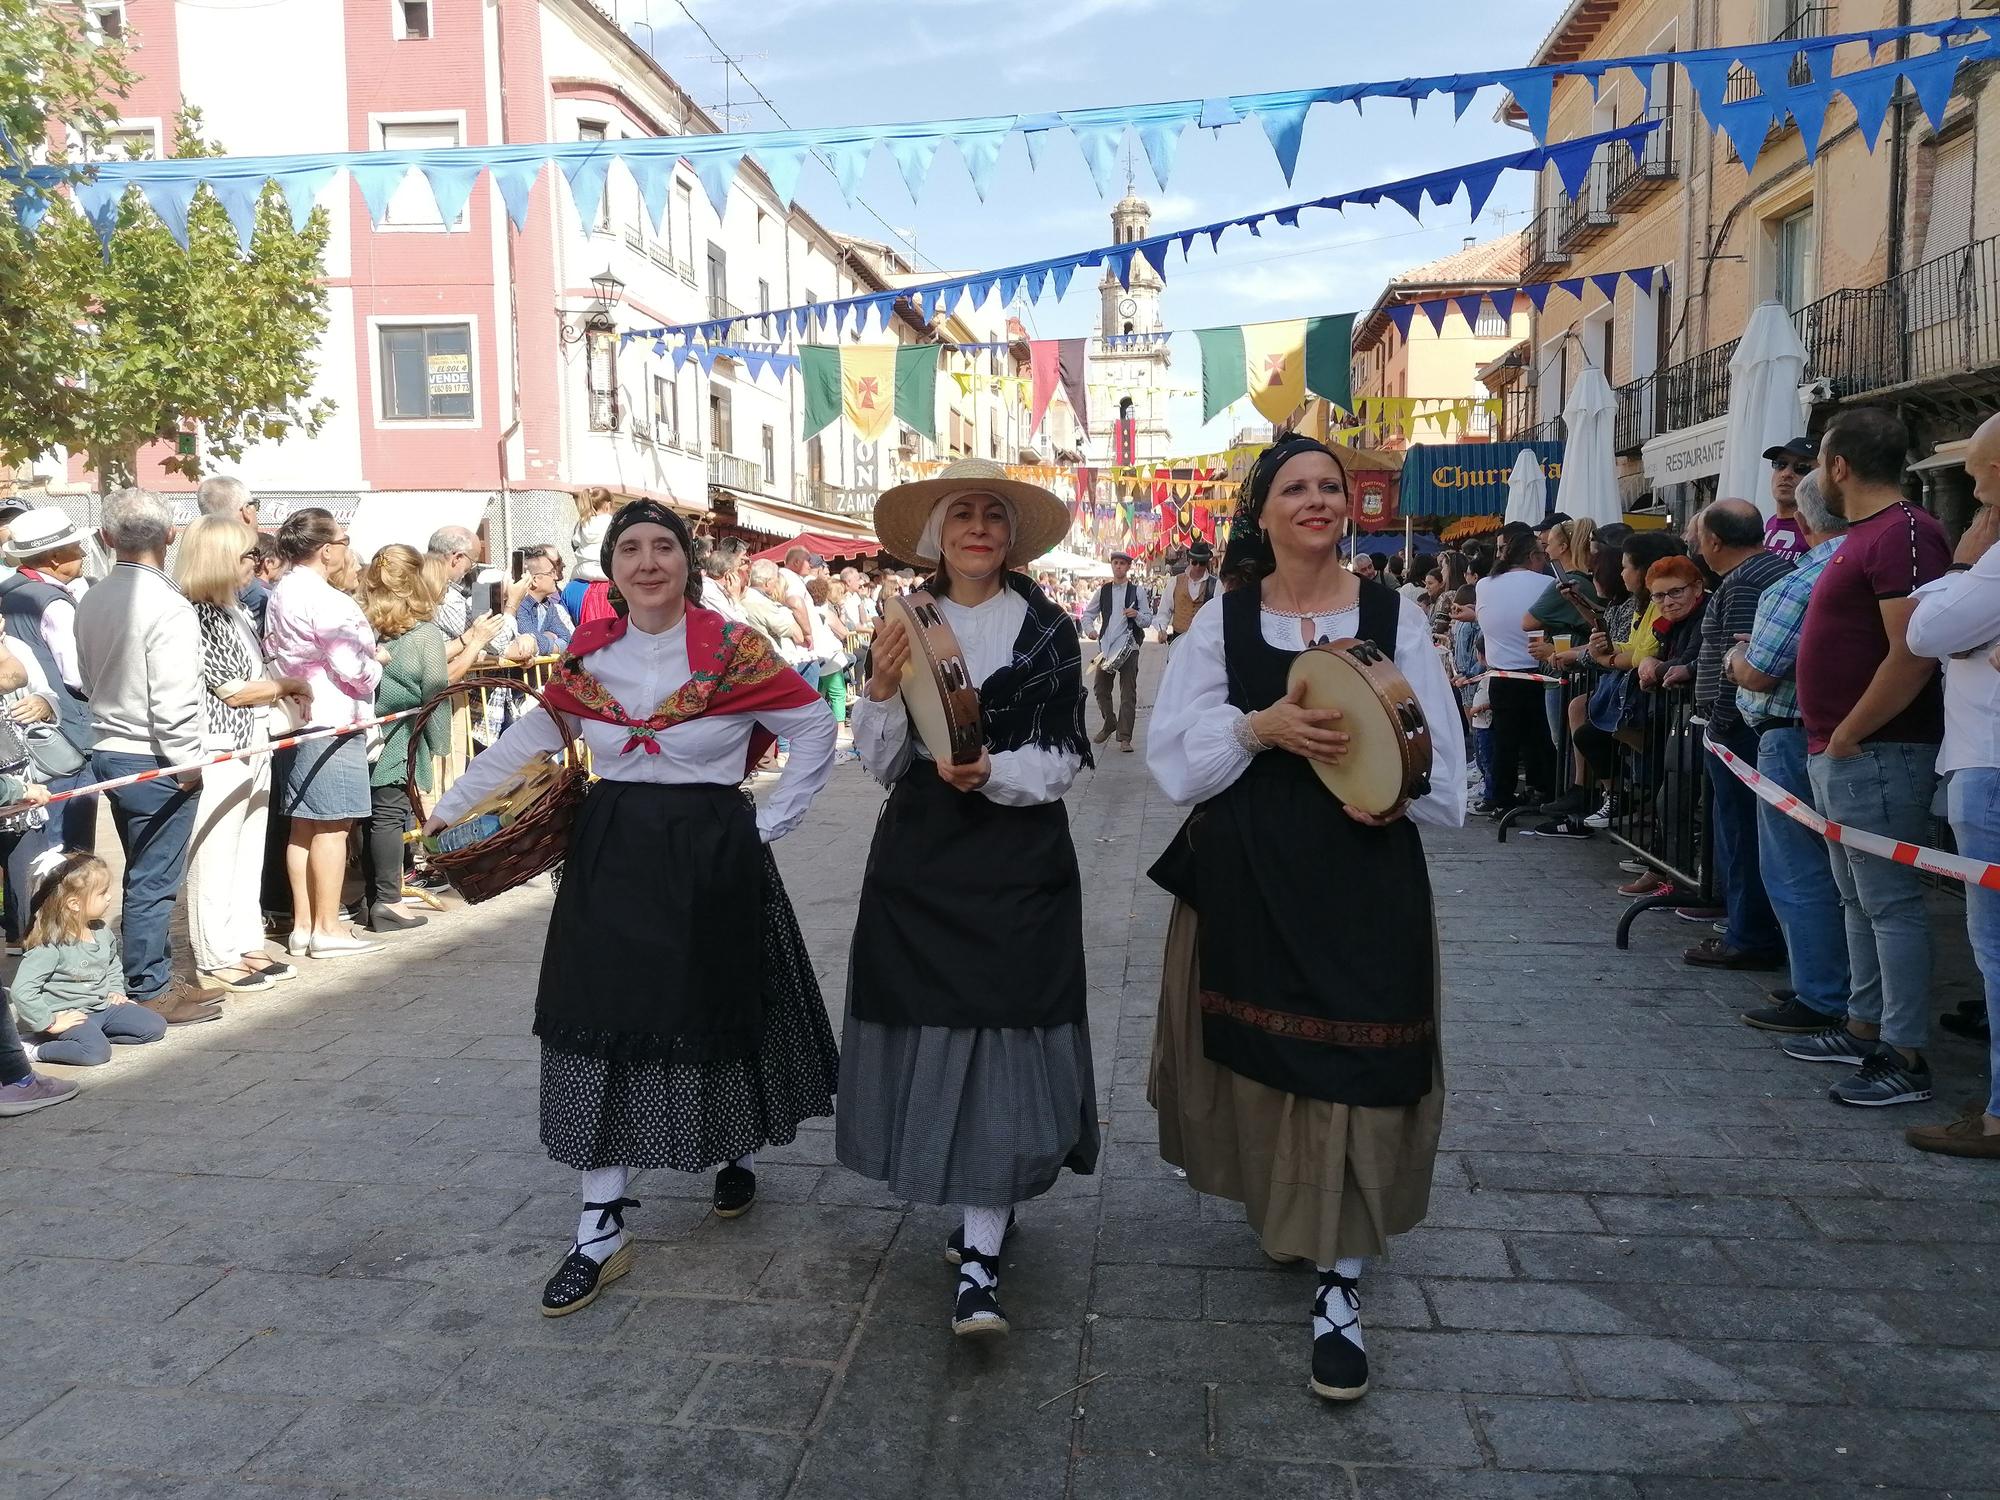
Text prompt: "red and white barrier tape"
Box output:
[[0, 708, 427, 821], [1705, 738, 2000, 892], [1475, 669, 1566, 685]]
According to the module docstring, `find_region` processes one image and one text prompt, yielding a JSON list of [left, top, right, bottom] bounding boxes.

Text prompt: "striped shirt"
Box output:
[[1737, 536, 1843, 727]]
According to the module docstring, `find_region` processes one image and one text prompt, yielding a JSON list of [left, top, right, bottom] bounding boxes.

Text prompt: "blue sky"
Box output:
[[626, 0, 1569, 451]]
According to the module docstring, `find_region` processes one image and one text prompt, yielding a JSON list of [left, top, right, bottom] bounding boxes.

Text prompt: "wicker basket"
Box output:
[[403, 673, 590, 904]]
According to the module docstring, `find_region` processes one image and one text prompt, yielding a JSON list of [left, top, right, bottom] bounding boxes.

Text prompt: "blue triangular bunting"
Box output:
[[1488, 289, 1516, 324], [751, 145, 807, 207], [1904, 50, 1963, 134], [1629, 267, 1655, 296], [884, 133, 940, 202], [1067, 120, 1126, 198], [210, 176, 262, 250], [1418, 298, 1448, 333], [1590, 272, 1623, 302], [489, 158, 542, 231], [349, 160, 406, 229], [1525, 281, 1553, 312], [1137, 117, 1185, 190], [1549, 139, 1597, 199], [420, 159, 481, 230], [947, 125, 1010, 200], [1453, 294, 1485, 328], [275, 165, 335, 231], [821, 139, 871, 204], [1252, 100, 1313, 184], [1386, 303, 1417, 340]]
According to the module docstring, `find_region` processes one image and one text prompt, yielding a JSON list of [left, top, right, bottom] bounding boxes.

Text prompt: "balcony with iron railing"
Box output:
[[1557, 157, 1616, 252], [705, 292, 749, 326], [1522, 204, 1569, 279], [1723, 5, 1832, 105], [1608, 231, 2000, 461], [707, 450, 767, 494], [1607, 105, 1677, 207]]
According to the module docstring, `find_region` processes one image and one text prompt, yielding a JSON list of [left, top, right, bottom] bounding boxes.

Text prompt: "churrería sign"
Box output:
[[1399, 440, 1565, 518]]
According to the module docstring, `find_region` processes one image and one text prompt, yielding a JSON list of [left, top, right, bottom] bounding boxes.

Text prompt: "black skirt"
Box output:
[[534, 780, 836, 1172], [536, 781, 765, 1062], [848, 767, 1085, 1031]]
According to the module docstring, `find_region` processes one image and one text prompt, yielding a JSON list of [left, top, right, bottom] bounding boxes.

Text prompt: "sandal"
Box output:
[[541, 1195, 638, 1317], [951, 1249, 1009, 1338]]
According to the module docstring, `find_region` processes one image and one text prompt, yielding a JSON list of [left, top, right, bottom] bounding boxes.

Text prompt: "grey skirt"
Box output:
[[276, 731, 371, 821], [835, 1014, 1099, 1207]]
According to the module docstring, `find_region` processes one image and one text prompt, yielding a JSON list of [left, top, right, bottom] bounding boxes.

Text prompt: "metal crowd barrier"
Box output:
[[415, 653, 573, 817], [1496, 666, 1714, 950]]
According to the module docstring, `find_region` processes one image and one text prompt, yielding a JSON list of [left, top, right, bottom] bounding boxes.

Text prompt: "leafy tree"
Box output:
[[1, 7, 333, 486]]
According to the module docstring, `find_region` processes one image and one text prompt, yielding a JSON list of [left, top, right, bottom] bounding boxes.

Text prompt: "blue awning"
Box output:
[[1400, 441, 1564, 519]]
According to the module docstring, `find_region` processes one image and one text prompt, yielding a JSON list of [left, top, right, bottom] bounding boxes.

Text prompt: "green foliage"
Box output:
[[0, 10, 333, 486]]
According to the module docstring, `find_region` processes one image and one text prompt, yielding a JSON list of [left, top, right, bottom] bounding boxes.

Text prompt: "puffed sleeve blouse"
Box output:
[[1146, 589, 1467, 829], [849, 586, 1082, 809]]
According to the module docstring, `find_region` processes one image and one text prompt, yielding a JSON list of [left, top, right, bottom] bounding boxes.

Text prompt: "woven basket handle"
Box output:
[[403, 670, 585, 825]]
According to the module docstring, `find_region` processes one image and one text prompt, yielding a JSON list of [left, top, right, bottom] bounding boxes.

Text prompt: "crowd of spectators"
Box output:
[[1452, 406, 1998, 1159]]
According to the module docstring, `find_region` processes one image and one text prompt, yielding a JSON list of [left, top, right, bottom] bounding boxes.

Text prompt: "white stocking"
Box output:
[[960, 1206, 1011, 1287], [577, 1165, 634, 1264], [731, 1152, 756, 1172], [1314, 1257, 1367, 1350]]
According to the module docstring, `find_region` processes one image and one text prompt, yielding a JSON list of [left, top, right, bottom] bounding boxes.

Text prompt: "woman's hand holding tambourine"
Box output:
[[1342, 803, 1403, 827], [935, 749, 992, 794], [865, 615, 910, 703], [1249, 679, 1349, 763]]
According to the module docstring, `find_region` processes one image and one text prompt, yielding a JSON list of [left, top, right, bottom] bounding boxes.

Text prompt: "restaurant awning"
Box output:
[[749, 530, 882, 563]]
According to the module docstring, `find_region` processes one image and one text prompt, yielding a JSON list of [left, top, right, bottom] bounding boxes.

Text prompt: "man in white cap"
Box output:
[[1086, 551, 1152, 752], [0, 508, 97, 852]]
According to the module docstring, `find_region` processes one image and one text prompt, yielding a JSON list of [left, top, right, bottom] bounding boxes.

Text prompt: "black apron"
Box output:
[[1147, 578, 1437, 1108]]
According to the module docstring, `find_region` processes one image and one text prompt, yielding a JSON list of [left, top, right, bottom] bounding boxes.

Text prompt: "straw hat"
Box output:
[[873, 457, 1071, 570]]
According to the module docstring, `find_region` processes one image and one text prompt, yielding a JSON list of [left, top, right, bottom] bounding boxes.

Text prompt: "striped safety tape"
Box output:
[[0, 708, 427, 822], [1706, 739, 2000, 891]]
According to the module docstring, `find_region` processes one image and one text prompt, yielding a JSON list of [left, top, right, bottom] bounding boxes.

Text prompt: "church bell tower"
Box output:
[[1091, 185, 1172, 466]]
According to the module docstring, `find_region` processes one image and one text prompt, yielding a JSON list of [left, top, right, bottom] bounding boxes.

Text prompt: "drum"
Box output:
[[885, 589, 984, 766], [1285, 638, 1432, 817]]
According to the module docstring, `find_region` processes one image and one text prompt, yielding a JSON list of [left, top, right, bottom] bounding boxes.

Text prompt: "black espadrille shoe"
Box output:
[[713, 1164, 756, 1218], [1308, 1269, 1369, 1402], [540, 1195, 638, 1317], [943, 1209, 1016, 1265], [951, 1250, 1009, 1338]]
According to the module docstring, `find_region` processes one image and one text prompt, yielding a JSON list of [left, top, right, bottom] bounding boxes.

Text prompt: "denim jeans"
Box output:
[[1807, 740, 1939, 1052], [1705, 719, 1783, 954], [1946, 766, 2000, 1116], [1754, 727, 1849, 1017], [93, 751, 201, 1003]]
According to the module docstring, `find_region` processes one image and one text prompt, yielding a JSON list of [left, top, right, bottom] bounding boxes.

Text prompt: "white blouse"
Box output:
[[851, 587, 1082, 808], [1147, 590, 1467, 829], [429, 615, 835, 843]]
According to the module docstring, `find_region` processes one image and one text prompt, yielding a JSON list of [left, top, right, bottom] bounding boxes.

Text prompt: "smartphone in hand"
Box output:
[[488, 580, 505, 615]]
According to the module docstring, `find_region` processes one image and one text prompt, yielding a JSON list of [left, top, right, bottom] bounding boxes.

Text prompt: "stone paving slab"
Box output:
[[2, 656, 1995, 1498]]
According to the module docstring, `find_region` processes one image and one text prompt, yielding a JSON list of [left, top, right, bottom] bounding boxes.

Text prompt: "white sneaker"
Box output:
[[286, 930, 310, 957], [309, 932, 381, 959], [21, 1042, 39, 1063], [1583, 798, 1613, 830]]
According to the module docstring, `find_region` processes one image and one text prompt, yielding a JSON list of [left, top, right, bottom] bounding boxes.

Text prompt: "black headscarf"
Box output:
[[1219, 433, 1348, 588], [600, 500, 702, 612]]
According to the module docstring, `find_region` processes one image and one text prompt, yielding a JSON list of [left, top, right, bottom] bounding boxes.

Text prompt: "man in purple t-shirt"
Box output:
[[1760, 436, 1816, 562], [1785, 408, 1947, 1109]]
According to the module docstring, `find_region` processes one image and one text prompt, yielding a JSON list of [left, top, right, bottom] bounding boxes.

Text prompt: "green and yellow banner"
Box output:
[[801, 344, 939, 443], [1196, 314, 1353, 424]]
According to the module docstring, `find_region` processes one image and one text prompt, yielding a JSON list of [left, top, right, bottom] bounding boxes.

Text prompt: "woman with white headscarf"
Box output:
[[841, 457, 1098, 1341]]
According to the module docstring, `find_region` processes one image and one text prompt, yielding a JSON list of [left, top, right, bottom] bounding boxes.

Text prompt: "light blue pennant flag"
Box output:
[[139, 174, 201, 248], [420, 158, 482, 230], [752, 144, 807, 207], [489, 158, 543, 232], [348, 159, 408, 229]]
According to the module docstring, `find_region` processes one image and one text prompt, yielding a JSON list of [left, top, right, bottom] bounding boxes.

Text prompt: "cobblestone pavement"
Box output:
[[2, 659, 1996, 1500]]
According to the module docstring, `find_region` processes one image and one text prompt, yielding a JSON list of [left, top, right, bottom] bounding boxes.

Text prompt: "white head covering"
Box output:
[[913, 491, 1017, 569]]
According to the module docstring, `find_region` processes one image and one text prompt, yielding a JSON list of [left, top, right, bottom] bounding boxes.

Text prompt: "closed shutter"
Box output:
[[1919, 134, 1975, 268]]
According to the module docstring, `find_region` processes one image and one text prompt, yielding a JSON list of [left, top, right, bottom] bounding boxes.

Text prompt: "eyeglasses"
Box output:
[[1771, 458, 1816, 476], [329, 535, 351, 548], [238, 551, 259, 563], [1652, 585, 1696, 603]]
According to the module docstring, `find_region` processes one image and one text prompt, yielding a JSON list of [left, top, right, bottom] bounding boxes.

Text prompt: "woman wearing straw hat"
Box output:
[[842, 457, 1098, 1340], [1145, 435, 1465, 1403]]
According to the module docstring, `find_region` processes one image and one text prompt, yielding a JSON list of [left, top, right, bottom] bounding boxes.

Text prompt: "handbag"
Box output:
[[20, 721, 84, 778]]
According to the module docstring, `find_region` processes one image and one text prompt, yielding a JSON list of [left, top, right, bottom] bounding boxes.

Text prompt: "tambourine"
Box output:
[[1285, 638, 1432, 817], [884, 590, 983, 766]]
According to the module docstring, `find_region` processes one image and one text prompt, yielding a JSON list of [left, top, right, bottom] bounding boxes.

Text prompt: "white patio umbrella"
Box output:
[[1503, 448, 1548, 526], [1720, 299, 1809, 518], [1560, 365, 1622, 526]]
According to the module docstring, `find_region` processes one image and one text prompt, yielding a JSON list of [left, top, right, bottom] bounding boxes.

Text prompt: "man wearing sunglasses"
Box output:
[[1761, 437, 1817, 563]]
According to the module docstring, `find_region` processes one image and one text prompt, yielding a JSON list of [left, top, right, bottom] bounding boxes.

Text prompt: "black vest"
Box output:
[[0, 574, 91, 752]]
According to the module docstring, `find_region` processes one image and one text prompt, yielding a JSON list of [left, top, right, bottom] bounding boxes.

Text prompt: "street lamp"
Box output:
[[589, 267, 625, 310], [558, 268, 626, 345]]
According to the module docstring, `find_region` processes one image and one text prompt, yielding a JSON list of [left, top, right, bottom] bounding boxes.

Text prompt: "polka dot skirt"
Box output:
[[539, 846, 838, 1173]]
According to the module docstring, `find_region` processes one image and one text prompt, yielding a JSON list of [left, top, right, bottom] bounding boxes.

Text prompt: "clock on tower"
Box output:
[[1090, 191, 1172, 465]]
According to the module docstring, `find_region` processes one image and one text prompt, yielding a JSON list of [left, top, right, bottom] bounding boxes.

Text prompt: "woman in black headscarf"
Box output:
[[1144, 435, 1465, 1403]]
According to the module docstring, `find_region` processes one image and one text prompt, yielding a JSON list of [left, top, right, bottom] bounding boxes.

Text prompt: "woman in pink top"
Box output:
[[264, 508, 385, 960]]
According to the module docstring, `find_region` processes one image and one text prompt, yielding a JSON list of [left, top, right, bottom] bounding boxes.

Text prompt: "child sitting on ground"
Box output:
[[0, 777, 78, 1116], [10, 852, 165, 1067]]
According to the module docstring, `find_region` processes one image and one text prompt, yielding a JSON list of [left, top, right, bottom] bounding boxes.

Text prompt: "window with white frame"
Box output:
[[397, 0, 430, 39], [84, 2, 124, 42], [671, 182, 695, 278], [710, 385, 733, 452], [375, 118, 465, 228], [577, 122, 611, 233], [379, 323, 473, 420], [102, 123, 159, 160], [1773, 204, 1816, 311], [586, 323, 619, 431], [653, 372, 677, 446]]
